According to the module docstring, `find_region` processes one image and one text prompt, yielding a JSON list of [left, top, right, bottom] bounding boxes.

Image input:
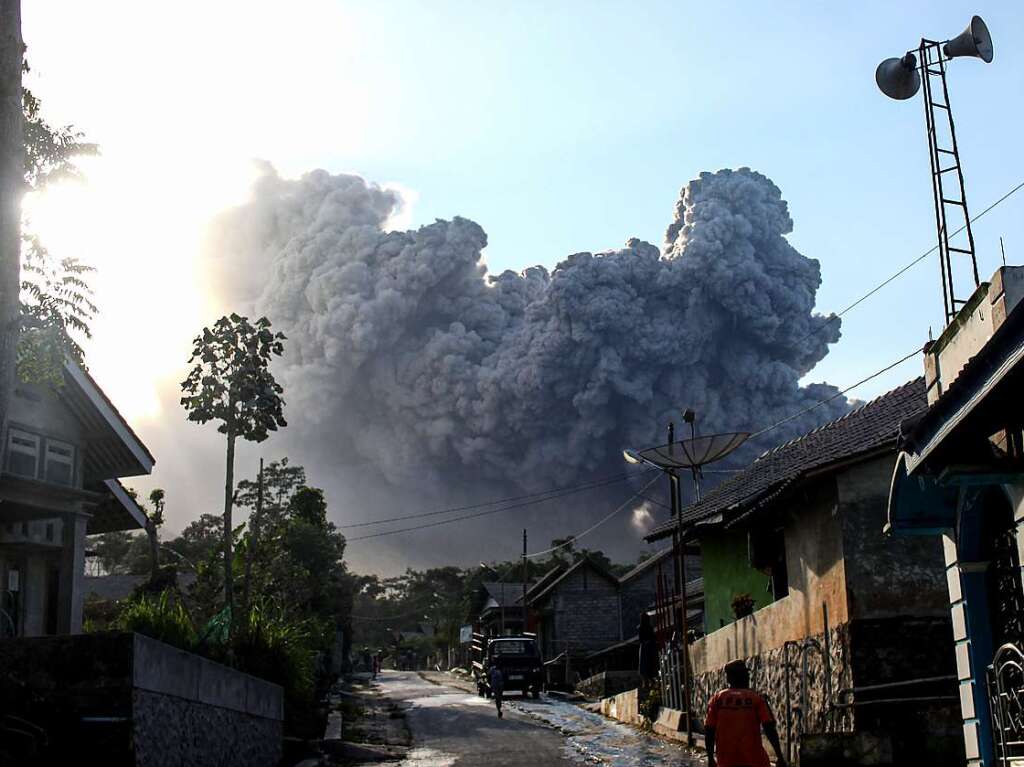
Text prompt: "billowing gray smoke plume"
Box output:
[[205, 165, 844, 563]]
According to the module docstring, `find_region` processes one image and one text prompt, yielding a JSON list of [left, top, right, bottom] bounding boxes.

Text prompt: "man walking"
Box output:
[[489, 662, 505, 719], [705, 659, 787, 767]]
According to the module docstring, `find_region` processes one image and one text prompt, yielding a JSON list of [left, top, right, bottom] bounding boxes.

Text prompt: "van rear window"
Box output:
[[492, 640, 537, 656]]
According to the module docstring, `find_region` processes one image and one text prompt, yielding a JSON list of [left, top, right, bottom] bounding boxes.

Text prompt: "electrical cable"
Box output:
[[346, 468, 657, 542], [339, 470, 643, 529], [748, 344, 925, 440], [799, 178, 1024, 345], [524, 474, 662, 558]]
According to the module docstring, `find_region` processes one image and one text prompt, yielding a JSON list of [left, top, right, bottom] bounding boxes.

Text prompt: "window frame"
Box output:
[[43, 438, 75, 486], [5, 428, 40, 480]]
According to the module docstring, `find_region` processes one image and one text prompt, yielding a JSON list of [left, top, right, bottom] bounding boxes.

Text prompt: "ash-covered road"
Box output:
[[368, 670, 704, 767]]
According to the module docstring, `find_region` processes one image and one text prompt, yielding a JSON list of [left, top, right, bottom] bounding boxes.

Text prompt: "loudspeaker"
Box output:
[[944, 15, 993, 63], [876, 53, 921, 100]]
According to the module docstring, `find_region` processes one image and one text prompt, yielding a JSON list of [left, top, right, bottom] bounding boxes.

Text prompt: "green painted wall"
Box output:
[[701, 527, 774, 633]]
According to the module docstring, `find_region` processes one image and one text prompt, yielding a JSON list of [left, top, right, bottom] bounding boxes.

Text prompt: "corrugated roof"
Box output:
[[646, 377, 927, 542]]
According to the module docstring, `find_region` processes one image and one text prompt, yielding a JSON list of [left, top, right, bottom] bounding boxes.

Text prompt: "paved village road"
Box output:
[[374, 670, 578, 766], [372, 670, 707, 767]]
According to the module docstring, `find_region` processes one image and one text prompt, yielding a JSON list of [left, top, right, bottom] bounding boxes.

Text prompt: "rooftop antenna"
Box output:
[[876, 15, 994, 325], [1000, 236, 1007, 267]]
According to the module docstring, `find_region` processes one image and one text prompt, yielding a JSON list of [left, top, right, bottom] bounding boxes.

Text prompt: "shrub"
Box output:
[[731, 592, 755, 618], [231, 600, 315, 703], [115, 590, 196, 650], [639, 685, 662, 724]]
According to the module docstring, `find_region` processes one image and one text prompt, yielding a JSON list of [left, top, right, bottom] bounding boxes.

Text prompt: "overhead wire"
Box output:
[[338, 175, 1022, 548], [339, 470, 642, 529], [346, 468, 657, 542], [799, 178, 1024, 345], [346, 342, 929, 544], [749, 344, 925, 440], [524, 474, 662, 558]]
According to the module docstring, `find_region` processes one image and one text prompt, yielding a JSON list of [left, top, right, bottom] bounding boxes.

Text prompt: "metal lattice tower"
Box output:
[[919, 39, 981, 324]]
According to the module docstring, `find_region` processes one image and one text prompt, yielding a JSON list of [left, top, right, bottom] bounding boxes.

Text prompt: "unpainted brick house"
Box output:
[[646, 378, 965, 766]]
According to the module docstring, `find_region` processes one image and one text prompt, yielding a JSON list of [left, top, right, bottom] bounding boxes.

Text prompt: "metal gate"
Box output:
[[989, 642, 1024, 766], [988, 524, 1024, 766]]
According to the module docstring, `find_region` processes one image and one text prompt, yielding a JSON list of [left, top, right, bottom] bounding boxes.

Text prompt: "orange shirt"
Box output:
[[704, 687, 774, 767]]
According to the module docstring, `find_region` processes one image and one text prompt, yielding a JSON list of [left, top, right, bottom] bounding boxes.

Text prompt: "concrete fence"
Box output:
[[0, 631, 283, 766]]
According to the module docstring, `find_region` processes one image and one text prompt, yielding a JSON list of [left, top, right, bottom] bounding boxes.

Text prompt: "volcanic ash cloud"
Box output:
[[205, 166, 844, 496]]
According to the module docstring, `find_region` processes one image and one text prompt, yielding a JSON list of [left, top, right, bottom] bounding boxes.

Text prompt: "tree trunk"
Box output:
[[147, 519, 159, 582], [223, 429, 236, 636], [0, 1, 23, 441], [242, 457, 263, 615]]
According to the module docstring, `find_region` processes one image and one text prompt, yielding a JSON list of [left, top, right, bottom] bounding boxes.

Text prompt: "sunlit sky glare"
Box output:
[[19, 2, 1024, 546]]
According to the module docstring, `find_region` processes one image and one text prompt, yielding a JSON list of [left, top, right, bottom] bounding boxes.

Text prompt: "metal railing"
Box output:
[[989, 642, 1024, 767]]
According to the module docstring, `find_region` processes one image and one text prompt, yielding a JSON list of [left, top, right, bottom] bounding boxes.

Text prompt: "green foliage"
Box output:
[[236, 457, 305, 529], [22, 74, 99, 191], [115, 591, 196, 650], [230, 599, 316, 702], [639, 685, 662, 724], [17, 74, 99, 385], [180, 314, 287, 441], [289, 486, 327, 527]]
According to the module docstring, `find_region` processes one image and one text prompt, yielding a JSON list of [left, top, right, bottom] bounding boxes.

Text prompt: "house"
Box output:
[[618, 545, 702, 640], [473, 581, 530, 636], [887, 265, 1024, 767], [645, 378, 964, 766], [525, 557, 622, 662], [524, 549, 702, 672], [1, 361, 154, 637]]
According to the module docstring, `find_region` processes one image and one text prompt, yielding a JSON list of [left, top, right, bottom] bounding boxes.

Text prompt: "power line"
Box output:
[[346, 469, 657, 542], [800, 178, 1024, 345], [345, 346, 923, 545], [749, 344, 924, 440], [339, 471, 642, 529], [525, 475, 662, 558]]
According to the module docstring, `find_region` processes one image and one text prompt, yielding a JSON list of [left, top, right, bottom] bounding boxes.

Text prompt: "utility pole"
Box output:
[[0, 1, 23, 445], [243, 458, 264, 614], [522, 529, 528, 632]]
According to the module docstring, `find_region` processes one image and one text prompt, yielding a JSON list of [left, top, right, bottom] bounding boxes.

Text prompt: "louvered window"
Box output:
[[6, 430, 39, 479], [44, 440, 74, 486]]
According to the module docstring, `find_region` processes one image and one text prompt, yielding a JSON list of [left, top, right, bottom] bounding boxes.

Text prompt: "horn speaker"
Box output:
[[944, 15, 994, 63], [876, 53, 920, 100]]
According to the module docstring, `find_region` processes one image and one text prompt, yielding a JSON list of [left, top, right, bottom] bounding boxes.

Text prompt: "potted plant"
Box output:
[[731, 593, 755, 619]]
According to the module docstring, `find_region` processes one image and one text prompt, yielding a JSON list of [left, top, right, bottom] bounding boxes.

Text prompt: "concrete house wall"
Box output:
[[537, 564, 621, 658]]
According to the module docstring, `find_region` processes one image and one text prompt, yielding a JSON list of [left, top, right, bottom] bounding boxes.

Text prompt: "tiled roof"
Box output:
[[481, 582, 529, 607], [645, 378, 927, 542], [618, 547, 674, 584], [522, 556, 618, 604]]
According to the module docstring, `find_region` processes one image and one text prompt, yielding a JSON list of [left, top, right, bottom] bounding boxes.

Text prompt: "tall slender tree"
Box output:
[[180, 314, 286, 634], [145, 488, 166, 583], [0, 1, 22, 437]]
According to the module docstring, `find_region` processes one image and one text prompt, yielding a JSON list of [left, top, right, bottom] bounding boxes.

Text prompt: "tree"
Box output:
[[0, 1, 23, 439], [180, 314, 286, 633], [236, 457, 306, 612], [16, 67, 99, 387], [144, 488, 166, 582]]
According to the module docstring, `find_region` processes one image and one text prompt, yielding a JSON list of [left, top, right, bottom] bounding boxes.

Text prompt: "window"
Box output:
[[6, 429, 39, 479], [44, 439, 74, 486]]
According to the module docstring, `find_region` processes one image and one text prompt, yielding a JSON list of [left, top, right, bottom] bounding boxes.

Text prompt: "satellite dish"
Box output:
[[633, 432, 750, 471], [876, 53, 921, 100], [944, 15, 993, 63]]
